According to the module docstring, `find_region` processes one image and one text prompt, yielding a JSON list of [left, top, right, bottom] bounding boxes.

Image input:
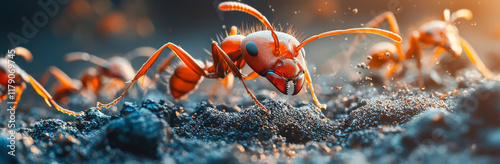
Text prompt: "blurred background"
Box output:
[[1, 0, 500, 97]]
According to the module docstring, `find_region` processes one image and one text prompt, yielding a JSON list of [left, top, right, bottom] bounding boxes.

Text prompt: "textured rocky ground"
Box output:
[[1, 68, 500, 163]]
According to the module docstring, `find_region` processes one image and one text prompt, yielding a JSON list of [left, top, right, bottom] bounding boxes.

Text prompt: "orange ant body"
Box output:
[[27, 2, 401, 116], [345, 9, 498, 87]]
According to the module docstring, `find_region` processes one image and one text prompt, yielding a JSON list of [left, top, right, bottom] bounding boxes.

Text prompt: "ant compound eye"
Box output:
[[246, 42, 259, 57]]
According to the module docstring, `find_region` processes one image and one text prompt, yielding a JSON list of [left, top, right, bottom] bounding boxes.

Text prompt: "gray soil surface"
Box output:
[[1, 68, 500, 163]]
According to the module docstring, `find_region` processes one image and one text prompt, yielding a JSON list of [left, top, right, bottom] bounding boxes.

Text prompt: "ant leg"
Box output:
[[152, 51, 176, 83], [295, 28, 401, 110], [243, 71, 260, 80], [40, 66, 80, 91], [433, 48, 444, 60], [65, 52, 109, 68], [102, 78, 126, 98], [426, 47, 444, 67], [345, 12, 405, 62], [301, 57, 327, 111], [97, 42, 210, 109], [208, 79, 220, 103], [221, 73, 234, 90], [211, 41, 269, 113], [26, 75, 84, 116], [408, 32, 425, 88], [124, 46, 156, 60], [12, 83, 26, 109], [386, 62, 401, 78], [459, 36, 496, 79]]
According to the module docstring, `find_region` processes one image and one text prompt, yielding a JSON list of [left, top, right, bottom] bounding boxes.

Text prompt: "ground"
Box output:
[[1, 68, 500, 164]]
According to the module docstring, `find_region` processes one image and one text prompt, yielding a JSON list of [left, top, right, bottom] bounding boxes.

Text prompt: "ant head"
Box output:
[[241, 31, 305, 95], [219, 2, 305, 95], [366, 42, 399, 68], [0, 58, 25, 86], [419, 9, 473, 57], [220, 1, 401, 95], [418, 21, 462, 57]]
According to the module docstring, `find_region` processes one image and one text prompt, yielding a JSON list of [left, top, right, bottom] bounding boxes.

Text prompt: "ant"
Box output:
[[0, 47, 80, 115], [39, 47, 155, 104], [344, 9, 498, 87], [29, 1, 400, 116], [90, 1, 401, 114], [1, 47, 33, 105]]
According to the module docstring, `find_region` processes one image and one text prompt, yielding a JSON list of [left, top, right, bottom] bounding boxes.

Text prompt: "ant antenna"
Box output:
[[450, 9, 472, 23], [219, 1, 280, 55], [443, 9, 451, 23], [65, 52, 109, 68], [296, 28, 402, 51]]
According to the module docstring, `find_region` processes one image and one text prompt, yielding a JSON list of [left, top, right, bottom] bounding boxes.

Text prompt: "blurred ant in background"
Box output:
[[0, 47, 80, 115], [344, 9, 499, 87], [39, 47, 155, 105], [0, 47, 33, 106]]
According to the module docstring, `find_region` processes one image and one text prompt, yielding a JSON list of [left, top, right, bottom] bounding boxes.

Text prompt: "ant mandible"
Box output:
[[344, 9, 498, 87], [93, 1, 401, 113]]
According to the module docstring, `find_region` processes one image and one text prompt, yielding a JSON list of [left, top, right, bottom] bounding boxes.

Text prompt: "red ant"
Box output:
[[92, 1, 401, 113], [344, 9, 499, 87], [30, 2, 401, 116]]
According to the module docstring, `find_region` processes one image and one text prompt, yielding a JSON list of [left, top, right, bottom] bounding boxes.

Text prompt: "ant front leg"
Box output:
[[459, 36, 497, 80], [386, 62, 401, 78], [211, 41, 269, 113], [427, 47, 445, 67], [221, 73, 234, 91], [152, 51, 176, 83], [208, 74, 235, 103], [12, 83, 26, 109], [40, 66, 80, 91], [406, 31, 424, 88], [208, 79, 220, 103], [26, 75, 84, 116], [300, 57, 327, 111], [243, 71, 260, 80]]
